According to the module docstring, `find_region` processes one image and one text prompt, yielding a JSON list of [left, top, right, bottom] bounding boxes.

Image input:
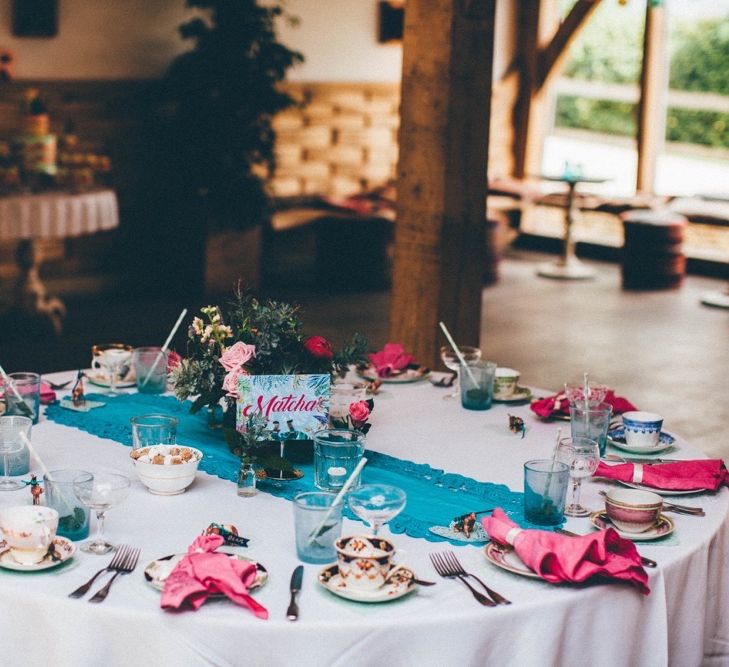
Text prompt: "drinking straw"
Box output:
[[139, 308, 188, 388], [306, 456, 368, 546], [438, 321, 478, 386], [583, 372, 590, 432], [0, 364, 33, 418], [19, 431, 75, 516], [542, 427, 563, 510]]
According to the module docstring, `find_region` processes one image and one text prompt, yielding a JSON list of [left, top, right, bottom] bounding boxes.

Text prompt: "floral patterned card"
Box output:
[[236, 374, 330, 438]]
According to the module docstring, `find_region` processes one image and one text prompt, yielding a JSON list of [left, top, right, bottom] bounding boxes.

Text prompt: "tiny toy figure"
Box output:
[[452, 512, 477, 538], [25, 475, 44, 505], [203, 522, 250, 547], [71, 370, 85, 407], [508, 414, 526, 438]]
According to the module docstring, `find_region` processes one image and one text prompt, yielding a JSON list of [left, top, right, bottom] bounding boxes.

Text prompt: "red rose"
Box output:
[[304, 335, 333, 361], [348, 400, 370, 425], [167, 350, 182, 372]]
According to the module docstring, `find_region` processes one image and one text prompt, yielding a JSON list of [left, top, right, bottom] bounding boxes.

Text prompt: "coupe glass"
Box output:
[[439, 345, 481, 399], [92, 343, 133, 397], [73, 472, 131, 554], [348, 484, 406, 535], [0, 416, 31, 491], [556, 436, 600, 517]]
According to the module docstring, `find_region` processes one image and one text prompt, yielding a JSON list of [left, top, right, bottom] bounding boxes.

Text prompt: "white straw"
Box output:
[[139, 308, 188, 387], [438, 321, 478, 386], [541, 427, 563, 508], [583, 372, 590, 431], [306, 456, 368, 546], [0, 365, 33, 419]]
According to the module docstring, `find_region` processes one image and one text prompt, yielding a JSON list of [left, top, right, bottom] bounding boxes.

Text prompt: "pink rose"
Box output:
[[348, 400, 370, 425], [304, 335, 334, 361], [219, 342, 256, 371], [167, 350, 182, 372], [222, 368, 249, 398]]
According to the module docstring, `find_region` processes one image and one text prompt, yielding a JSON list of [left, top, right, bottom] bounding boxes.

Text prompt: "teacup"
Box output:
[[622, 411, 664, 449], [604, 488, 663, 533], [493, 368, 520, 400], [0, 505, 59, 564], [335, 535, 398, 591]]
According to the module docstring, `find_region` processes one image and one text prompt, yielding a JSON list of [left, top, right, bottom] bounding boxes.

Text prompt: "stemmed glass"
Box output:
[[92, 343, 133, 397], [439, 345, 481, 399], [348, 484, 406, 535], [564, 381, 608, 405], [0, 416, 31, 491], [73, 472, 131, 554], [556, 436, 600, 517]]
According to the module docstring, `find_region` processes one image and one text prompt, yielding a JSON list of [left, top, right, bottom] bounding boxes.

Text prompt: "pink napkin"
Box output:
[[40, 383, 56, 405], [482, 509, 650, 594], [160, 535, 268, 618], [595, 460, 728, 492], [368, 343, 414, 378], [530, 389, 637, 419]]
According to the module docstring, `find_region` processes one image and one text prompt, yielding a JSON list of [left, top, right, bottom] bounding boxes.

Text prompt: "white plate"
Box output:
[[144, 553, 268, 592], [0, 536, 76, 571], [607, 427, 676, 455], [86, 370, 137, 389], [618, 480, 708, 496], [493, 387, 533, 404], [484, 542, 540, 579], [357, 365, 430, 384], [317, 563, 418, 602], [590, 511, 674, 541]]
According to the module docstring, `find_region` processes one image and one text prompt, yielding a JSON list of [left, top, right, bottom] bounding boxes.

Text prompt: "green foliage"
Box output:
[[162, 0, 303, 229], [670, 18, 729, 94], [555, 96, 636, 138], [666, 108, 729, 148]]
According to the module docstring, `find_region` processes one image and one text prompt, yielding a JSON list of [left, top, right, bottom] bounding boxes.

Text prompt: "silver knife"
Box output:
[[286, 565, 304, 621]]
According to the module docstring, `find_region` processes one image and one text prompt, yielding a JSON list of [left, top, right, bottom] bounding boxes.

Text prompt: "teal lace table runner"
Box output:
[[46, 393, 551, 544]]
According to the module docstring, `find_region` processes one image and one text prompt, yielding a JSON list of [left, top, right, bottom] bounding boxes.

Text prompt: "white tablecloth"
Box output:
[[1, 372, 727, 667], [0, 189, 119, 240]]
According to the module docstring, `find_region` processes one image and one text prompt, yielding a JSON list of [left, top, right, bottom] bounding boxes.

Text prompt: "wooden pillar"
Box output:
[[637, 1, 668, 193], [388, 0, 496, 368]]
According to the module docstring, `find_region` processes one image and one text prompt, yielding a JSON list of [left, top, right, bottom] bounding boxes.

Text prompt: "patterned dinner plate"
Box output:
[[317, 563, 418, 602], [617, 480, 708, 496], [86, 370, 137, 389], [590, 511, 674, 541], [357, 365, 430, 384], [144, 552, 268, 592], [483, 542, 539, 579], [0, 536, 75, 571]]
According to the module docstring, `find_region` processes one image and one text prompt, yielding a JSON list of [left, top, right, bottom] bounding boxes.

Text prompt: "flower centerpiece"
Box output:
[[171, 289, 368, 477]]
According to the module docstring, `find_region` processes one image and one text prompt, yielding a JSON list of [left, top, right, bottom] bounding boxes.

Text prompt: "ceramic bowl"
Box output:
[[130, 445, 203, 495], [604, 488, 663, 533]]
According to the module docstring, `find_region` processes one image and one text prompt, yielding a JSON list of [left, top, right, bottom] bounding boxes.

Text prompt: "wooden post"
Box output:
[[388, 0, 496, 367], [637, 1, 668, 193]]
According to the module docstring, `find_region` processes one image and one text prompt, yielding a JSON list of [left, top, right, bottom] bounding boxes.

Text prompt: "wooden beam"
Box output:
[[636, 2, 668, 193], [537, 0, 603, 89], [388, 0, 496, 368]]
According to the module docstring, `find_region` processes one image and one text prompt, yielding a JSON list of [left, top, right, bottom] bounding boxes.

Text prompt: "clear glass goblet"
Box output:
[[73, 472, 131, 554], [564, 381, 608, 406], [439, 345, 481, 399], [556, 436, 600, 517], [0, 416, 31, 491], [348, 484, 407, 535], [92, 344, 133, 397]]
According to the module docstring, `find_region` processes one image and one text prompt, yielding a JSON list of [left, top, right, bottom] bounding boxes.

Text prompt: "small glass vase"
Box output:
[[237, 460, 257, 497]]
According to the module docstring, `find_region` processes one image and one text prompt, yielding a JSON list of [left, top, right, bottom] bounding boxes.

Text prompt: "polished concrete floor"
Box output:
[[3, 249, 727, 460]]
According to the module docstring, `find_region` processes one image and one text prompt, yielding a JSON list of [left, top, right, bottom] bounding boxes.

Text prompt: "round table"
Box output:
[[1, 371, 727, 667], [0, 189, 119, 334]]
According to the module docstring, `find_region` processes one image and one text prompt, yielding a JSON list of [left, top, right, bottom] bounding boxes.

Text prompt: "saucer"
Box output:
[[0, 536, 75, 571], [607, 427, 676, 454], [484, 543, 539, 579], [317, 563, 418, 602], [86, 370, 137, 389], [590, 511, 674, 541], [493, 387, 533, 403], [144, 553, 268, 592], [357, 364, 430, 384]]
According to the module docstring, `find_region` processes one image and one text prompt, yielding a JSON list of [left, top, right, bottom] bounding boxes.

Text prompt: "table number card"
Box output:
[[236, 374, 330, 438]]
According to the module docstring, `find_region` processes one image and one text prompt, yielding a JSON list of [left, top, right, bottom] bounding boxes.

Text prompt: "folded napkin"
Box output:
[[368, 343, 414, 378], [531, 389, 637, 419], [482, 508, 650, 594], [595, 460, 728, 492], [40, 383, 56, 405], [160, 535, 268, 618]]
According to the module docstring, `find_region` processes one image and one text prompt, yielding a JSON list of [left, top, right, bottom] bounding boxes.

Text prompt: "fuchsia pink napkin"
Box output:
[[368, 343, 414, 378], [160, 535, 268, 618], [595, 460, 728, 492], [530, 389, 637, 419], [482, 509, 650, 594], [40, 383, 56, 404]]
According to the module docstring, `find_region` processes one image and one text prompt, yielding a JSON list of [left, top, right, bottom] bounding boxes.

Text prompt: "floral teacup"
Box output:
[[335, 535, 397, 591]]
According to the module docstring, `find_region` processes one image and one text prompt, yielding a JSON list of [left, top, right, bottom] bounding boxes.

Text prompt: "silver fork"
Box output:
[[89, 546, 141, 603], [69, 545, 130, 598], [429, 552, 495, 607], [442, 551, 511, 605]]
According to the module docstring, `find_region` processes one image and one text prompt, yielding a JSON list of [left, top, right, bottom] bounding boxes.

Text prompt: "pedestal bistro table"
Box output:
[[0, 370, 726, 667], [536, 174, 607, 281], [0, 189, 119, 333]]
